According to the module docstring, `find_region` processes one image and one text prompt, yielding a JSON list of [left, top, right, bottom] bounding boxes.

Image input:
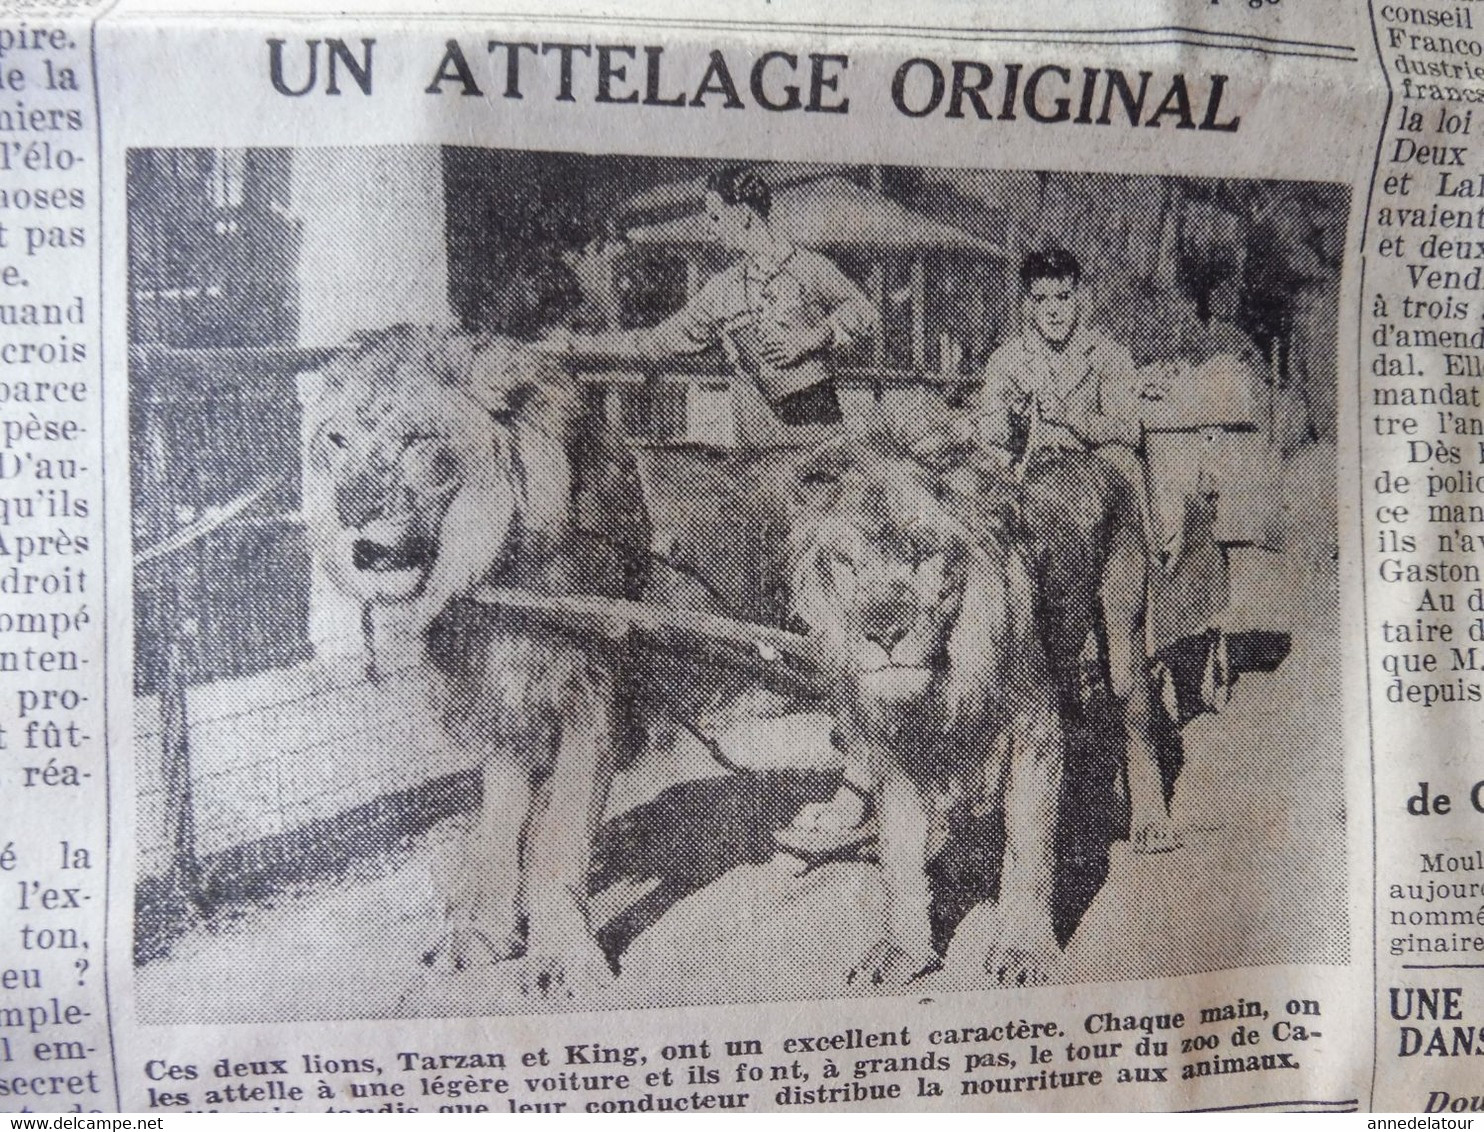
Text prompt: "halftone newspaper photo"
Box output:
[[0, 0, 1472, 1114], [127, 151, 1345, 1027]]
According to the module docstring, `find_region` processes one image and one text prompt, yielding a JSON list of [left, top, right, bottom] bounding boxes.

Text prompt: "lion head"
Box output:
[[786, 432, 1032, 754], [301, 325, 579, 609]]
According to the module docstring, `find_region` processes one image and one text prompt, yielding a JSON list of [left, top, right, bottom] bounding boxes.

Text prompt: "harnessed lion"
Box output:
[[302, 325, 650, 997], [786, 432, 1066, 987]]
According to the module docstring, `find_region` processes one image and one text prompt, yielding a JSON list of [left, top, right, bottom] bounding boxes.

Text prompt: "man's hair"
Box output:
[[1019, 247, 1081, 289], [707, 165, 772, 219]]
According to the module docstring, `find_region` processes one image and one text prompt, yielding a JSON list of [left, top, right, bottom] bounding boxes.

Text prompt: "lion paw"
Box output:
[[421, 922, 524, 975], [1132, 820, 1184, 855], [982, 940, 1058, 988], [517, 943, 615, 1000], [847, 939, 938, 988]]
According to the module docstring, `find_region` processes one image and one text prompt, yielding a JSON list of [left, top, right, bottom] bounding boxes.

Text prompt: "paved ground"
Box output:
[[135, 545, 1344, 1024]]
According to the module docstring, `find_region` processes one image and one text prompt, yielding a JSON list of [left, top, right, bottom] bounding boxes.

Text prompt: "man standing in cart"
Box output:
[[543, 163, 878, 449]]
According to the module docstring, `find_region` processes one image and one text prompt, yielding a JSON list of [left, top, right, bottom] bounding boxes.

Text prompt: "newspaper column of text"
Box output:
[[1368, 0, 1484, 1111], [0, 8, 113, 1114]]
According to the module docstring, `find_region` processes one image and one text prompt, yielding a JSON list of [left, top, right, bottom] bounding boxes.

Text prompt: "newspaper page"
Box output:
[[0, 0, 1470, 1114]]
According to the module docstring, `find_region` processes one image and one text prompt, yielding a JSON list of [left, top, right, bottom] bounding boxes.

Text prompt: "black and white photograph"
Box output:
[[126, 146, 1347, 1021]]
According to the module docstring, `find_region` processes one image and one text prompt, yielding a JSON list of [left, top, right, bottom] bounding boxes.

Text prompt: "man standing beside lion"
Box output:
[[542, 164, 877, 450], [541, 163, 884, 853]]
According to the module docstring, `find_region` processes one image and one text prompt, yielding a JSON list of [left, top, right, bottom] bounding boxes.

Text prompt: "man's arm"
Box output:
[[637, 274, 733, 357], [540, 272, 731, 361], [965, 343, 1026, 451], [759, 253, 880, 368], [807, 253, 880, 351]]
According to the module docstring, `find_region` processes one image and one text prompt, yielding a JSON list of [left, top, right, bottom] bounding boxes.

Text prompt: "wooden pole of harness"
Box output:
[[471, 586, 827, 699]]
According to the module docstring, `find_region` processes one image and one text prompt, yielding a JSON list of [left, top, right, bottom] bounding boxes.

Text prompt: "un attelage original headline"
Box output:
[[262, 38, 1244, 131]]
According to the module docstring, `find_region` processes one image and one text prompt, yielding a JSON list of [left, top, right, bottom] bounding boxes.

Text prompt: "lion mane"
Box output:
[[784, 432, 1064, 987], [301, 324, 646, 994]]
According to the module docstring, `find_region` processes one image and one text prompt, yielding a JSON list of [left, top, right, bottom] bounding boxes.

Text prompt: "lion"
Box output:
[[301, 325, 651, 998], [786, 431, 1066, 987], [1012, 443, 1174, 856]]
